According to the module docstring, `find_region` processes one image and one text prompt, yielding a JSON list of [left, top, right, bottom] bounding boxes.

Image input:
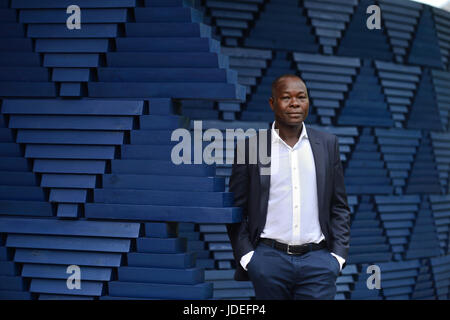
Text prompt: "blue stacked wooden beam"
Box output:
[[202, 0, 253, 46], [222, 46, 271, 90], [11, 0, 137, 9], [14, 0, 246, 100], [19, 8, 128, 24], [310, 125, 359, 163], [180, 100, 220, 121], [337, 0, 393, 61], [377, 260, 421, 299], [199, 0, 265, 46], [88, 1, 245, 101], [244, 0, 318, 52], [0, 100, 54, 218], [406, 133, 442, 194], [101, 5, 236, 86], [2, 99, 142, 218], [347, 195, 392, 264], [430, 132, 450, 192], [338, 59, 394, 127], [115, 37, 219, 53], [93, 189, 233, 207], [98, 67, 234, 83], [432, 6, 450, 70], [90, 55, 245, 100], [100, 222, 213, 299], [411, 260, 436, 299], [200, 224, 232, 270], [375, 195, 420, 260], [429, 195, 450, 253], [0, 217, 139, 299], [0, 3, 56, 97], [85, 100, 241, 224], [10, 1, 136, 97], [378, 0, 422, 64], [0, 230, 32, 299], [375, 60, 422, 128], [205, 269, 254, 300], [407, 68, 442, 130], [431, 69, 450, 130], [89, 82, 245, 100], [179, 223, 214, 270], [134, 4, 204, 24], [0, 5, 49, 84], [430, 254, 450, 299], [335, 264, 358, 300], [303, 0, 357, 54], [218, 47, 272, 120], [374, 128, 421, 194], [407, 5, 444, 69], [28, 24, 118, 39], [87, 192, 240, 223], [405, 195, 441, 260], [37, 294, 94, 300], [208, 239, 233, 270], [344, 128, 393, 195]]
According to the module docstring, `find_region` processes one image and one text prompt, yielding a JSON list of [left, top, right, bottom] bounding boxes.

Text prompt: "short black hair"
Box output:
[[271, 74, 307, 98]]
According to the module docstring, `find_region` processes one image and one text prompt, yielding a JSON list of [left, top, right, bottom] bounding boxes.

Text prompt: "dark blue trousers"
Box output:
[[246, 241, 340, 300]]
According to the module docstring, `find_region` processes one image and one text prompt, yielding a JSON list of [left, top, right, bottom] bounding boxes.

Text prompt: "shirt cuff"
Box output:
[[331, 252, 345, 272], [240, 251, 254, 271]]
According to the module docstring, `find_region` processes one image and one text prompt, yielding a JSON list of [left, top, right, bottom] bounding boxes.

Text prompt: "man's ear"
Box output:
[[269, 97, 275, 112]]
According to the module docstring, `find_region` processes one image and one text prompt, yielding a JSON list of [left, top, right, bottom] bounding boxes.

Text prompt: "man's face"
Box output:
[[269, 77, 309, 127]]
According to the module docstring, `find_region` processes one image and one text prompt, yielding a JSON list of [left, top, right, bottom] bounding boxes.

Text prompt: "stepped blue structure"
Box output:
[[0, 0, 243, 300], [1, 0, 450, 300]]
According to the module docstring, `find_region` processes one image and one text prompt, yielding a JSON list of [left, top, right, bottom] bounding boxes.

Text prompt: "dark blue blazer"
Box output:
[[227, 124, 351, 281]]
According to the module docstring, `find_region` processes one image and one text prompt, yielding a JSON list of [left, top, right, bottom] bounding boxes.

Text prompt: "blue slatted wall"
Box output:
[[0, 0, 450, 300]]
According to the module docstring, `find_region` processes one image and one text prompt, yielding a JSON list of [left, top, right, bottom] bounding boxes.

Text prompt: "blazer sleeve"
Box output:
[[226, 139, 255, 261], [329, 136, 351, 262]]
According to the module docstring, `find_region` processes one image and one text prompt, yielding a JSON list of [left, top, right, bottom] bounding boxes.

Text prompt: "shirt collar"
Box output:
[[271, 121, 308, 146]]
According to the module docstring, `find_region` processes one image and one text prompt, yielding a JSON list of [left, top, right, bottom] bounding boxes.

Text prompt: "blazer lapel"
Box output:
[[258, 127, 271, 226], [307, 127, 326, 223]]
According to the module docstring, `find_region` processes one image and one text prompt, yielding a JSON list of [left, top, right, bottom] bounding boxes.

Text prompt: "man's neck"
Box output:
[[274, 121, 303, 148]]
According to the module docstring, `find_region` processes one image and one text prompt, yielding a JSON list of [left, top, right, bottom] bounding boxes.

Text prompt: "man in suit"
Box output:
[[227, 74, 351, 300]]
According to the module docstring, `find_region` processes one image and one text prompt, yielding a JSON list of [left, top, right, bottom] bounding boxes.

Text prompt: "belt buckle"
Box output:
[[287, 244, 295, 255]]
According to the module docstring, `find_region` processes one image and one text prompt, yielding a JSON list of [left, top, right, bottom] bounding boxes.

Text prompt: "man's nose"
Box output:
[[290, 98, 300, 107]]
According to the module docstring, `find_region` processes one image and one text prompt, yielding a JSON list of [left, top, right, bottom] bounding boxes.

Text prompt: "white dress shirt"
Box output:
[[240, 121, 345, 271]]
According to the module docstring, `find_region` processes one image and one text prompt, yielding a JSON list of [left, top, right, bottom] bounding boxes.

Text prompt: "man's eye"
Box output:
[[282, 97, 289, 100]]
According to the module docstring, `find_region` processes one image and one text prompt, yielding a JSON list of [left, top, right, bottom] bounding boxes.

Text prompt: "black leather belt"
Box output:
[[259, 238, 327, 255]]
